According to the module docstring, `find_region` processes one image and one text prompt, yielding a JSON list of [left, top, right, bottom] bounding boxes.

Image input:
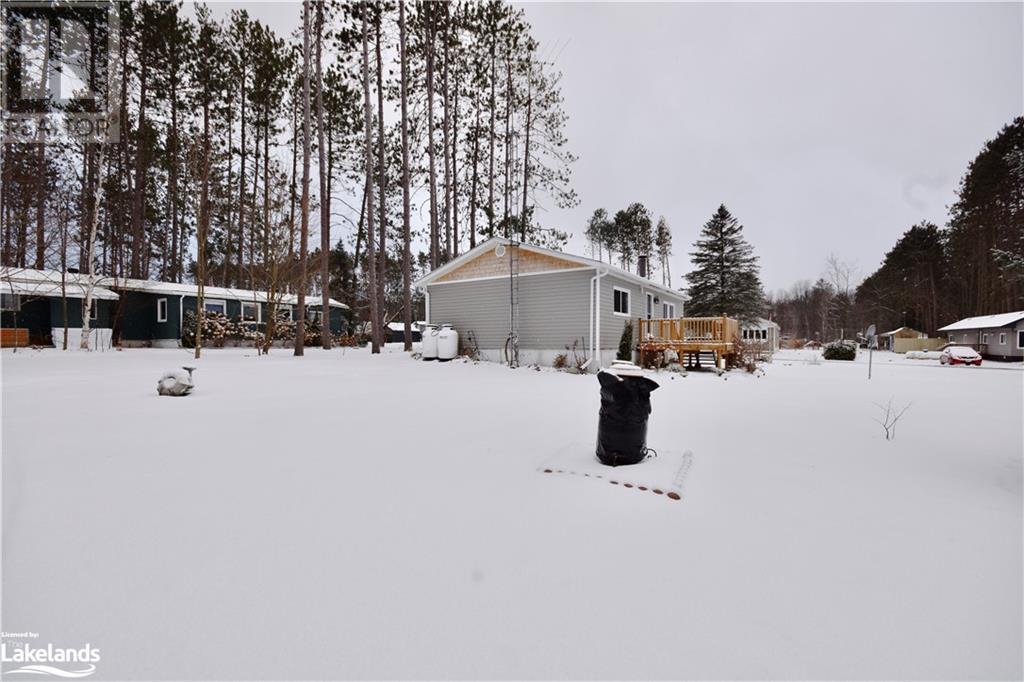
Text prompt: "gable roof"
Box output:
[[938, 312, 1024, 332], [742, 317, 779, 329], [413, 237, 685, 300]]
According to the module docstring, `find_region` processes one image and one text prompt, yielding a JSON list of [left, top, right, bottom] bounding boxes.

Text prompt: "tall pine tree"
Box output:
[[685, 204, 764, 320]]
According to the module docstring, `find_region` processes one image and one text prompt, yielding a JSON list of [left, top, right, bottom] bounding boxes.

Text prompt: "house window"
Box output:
[[613, 287, 630, 316], [663, 302, 675, 318], [949, 334, 954, 343], [276, 305, 293, 322], [1018, 331, 1024, 349], [999, 332, 1006, 346], [0, 292, 20, 311], [982, 333, 988, 344], [240, 301, 261, 322], [645, 293, 653, 319], [156, 298, 168, 323], [89, 299, 98, 320], [204, 299, 227, 315]]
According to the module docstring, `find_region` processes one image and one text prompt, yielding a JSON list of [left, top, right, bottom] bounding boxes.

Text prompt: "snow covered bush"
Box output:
[[823, 339, 857, 361]]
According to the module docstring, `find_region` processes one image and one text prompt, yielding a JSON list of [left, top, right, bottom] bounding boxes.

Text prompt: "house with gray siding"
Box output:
[[413, 237, 685, 369], [938, 311, 1024, 361]]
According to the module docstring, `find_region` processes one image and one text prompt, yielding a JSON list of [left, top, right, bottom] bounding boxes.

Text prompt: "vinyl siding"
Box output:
[[597, 274, 686, 349], [428, 270, 593, 350]]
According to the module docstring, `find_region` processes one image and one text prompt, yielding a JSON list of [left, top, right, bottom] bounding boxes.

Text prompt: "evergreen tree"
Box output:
[[655, 216, 672, 286], [685, 204, 764, 320]]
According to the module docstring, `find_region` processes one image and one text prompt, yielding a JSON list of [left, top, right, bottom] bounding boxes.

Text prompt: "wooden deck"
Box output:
[[636, 315, 740, 367]]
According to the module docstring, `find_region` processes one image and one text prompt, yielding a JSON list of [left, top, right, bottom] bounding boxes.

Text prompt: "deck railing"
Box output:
[[637, 315, 740, 346]]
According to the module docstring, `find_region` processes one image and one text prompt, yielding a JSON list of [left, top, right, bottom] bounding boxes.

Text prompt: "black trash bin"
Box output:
[[596, 362, 659, 466]]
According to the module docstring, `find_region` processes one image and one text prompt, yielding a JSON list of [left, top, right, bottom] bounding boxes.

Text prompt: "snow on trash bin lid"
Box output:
[[607, 360, 643, 377]]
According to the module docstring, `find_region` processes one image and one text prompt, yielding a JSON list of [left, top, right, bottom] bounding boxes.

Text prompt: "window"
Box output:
[[949, 334, 954, 343], [89, 299, 98, 320], [981, 333, 988, 344], [0, 292, 20, 311], [613, 287, 630, 316], [999, 332, 1006, 346], [156, 298, 168, 323], [645, 293, 653, 319], [204, 299, 227, 315], [742, 329, 749, 340], [276, 305, 293, 322], [240, 301, 261, 322], [663, 302, 675, 318], [1018, 331, 1024, 349]]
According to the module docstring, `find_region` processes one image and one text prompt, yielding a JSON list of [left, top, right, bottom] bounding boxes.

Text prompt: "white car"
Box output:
[[940, 346, 983, 366]]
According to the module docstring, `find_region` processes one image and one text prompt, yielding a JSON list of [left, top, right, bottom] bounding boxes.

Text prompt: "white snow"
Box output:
[[2, 346, 1021, 679]]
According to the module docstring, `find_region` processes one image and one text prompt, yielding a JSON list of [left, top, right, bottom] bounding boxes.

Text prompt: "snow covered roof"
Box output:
[[938, 312, 1024, 332], [880, 326, 924, 337], [0, 267, 120, 300], [742, 317, 779, 329], [99, 276, 349, 309], [413, 237, 685, 301]]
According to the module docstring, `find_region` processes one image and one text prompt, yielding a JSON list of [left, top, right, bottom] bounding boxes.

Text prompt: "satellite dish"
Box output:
[[866, 324, 876, 338], [494, 244, 506, 258]]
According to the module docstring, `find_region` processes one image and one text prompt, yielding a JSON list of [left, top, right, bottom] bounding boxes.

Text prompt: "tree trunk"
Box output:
[[295, 0, 312, 357], [441, 10, 452, 260], [316, 0, 331, 350], [374, 12, 387, 335], [80, 138, 107, 350], [425, 10, 439, 269], [237, 64, 248, 288], [470, 93, 480, 250], [130, 62, 148, 278], [361, 3, 381, 353], [520, 58, 531, 241], [399, 0, 413, 351], [195, 98, 212, 360], [487, 36, 497, 237]]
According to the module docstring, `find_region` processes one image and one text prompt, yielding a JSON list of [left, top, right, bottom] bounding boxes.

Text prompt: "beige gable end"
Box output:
[[436, 247, 584, 282]]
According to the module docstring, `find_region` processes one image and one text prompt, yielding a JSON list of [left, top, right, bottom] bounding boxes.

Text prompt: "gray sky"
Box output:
[[202, 1, 1022, 293]]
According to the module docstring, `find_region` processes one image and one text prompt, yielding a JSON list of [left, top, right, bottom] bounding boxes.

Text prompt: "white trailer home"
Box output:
[[938, 311, 1024, 361], [413, 237, 685, 369]]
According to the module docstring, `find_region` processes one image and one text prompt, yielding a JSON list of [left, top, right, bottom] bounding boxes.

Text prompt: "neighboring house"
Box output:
[[104, 277, 350, 347], [740, 317, 780, 353], [877, 326, 943, 353], [413, 237, 686, 369], [938, 311, 1024, 361], [1, 268, 350, 349], [1, 267, 119, 348]]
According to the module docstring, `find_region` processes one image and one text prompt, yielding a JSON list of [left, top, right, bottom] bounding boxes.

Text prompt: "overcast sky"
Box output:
[[205, 1, 1022, 293]]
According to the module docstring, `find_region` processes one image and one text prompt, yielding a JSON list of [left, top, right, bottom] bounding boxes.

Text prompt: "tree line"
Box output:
[[0, 0, 578, 353], [770, 117, 1023, 341]]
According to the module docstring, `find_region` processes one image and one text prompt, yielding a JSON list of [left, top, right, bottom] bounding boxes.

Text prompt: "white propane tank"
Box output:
[[437, 324, 459, 361], [422, 324, 439, 360]]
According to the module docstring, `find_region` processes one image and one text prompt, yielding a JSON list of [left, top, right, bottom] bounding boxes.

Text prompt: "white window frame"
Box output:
[[663, 302, 675, 318], [949, 334, 954, 343], [1018, 330, 1024, 350], [645, 293, 653, 319], [276, 305, 293, 322], [981, 333, 988, 344], [998, 332, 1006, 346], [1, 292, 21, 311], [88, 298, 98, 320], [240, 301, 261, 323], [156, 297, 168, 323], [203, 299, 227, 316], [612, 287, 631, 317]]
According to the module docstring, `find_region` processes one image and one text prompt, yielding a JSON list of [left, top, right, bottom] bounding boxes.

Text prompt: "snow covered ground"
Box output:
[[2, 346, 1021, 679]]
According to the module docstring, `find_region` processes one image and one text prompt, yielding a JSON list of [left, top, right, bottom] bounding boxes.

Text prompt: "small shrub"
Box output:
[[553, 352, 568, 369], [617, 321, 633, 361], [823, 339, 857, 361]]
